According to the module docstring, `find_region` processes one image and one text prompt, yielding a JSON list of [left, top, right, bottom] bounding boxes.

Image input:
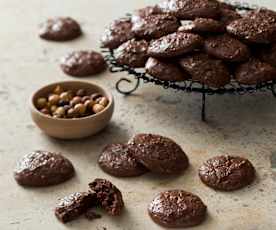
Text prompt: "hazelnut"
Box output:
[[91, 93, 101, 101], [84, 99, 95, 109], [50, 105, 58, 113], [67, 108, 76, 118], [54, 107, 65, 117], [81, 96, 91, 103], [76, 89, 86, 97], [70, 96, 82, 106], [53, 85, 64, 95], [36, 97, 47, 109], [93, 104, 105, 114], [40, 108, 50, 115], [98, 97, 109, 107], [60, 92, 72, 102], [48, 94, 60, 105], [74, 103, 86, 115]]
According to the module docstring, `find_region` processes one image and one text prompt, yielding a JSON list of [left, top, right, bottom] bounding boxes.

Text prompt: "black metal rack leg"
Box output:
[[115, 78, 140, 95], [201, 88, 206, 122]]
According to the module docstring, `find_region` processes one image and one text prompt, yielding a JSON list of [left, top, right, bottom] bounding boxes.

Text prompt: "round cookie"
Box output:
[[145, 57, 189, 81], [198, 155, 256, 191], [128, 133, 189, 174], [179, 53, 231, 88], [39, 17, 81, 41], [220, 8, 241, 25], [114, 39, 148, 68], [235, 58, 276, 85], [148, 190, 207, 228], [227, 9, 276, 44], [204, 34, 250, 62], [14, 150, 75, 187], [60, 51, 106, 77], [101, 18, 135, 50], [159, 0, 220, 19], [132, 14, 180, 39], [148, 32, 203, 58], [98, 144, 148, 177], [178, 18, 224, 34], [259, 43, 276, 67]]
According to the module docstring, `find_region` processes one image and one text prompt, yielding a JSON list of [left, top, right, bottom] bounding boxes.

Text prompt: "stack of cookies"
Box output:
[[101, 0, 276, 88]]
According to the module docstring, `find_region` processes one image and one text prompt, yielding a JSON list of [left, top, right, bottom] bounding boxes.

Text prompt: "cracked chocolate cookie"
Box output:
[[98, 144, 148, 177], [145, 57, 189, 81], [55, 192, 97, 223], [60, 51, 106, 77], [39, 17, 81, 41], [89, 178, 124, 216], [14, 150, 74, 187], [235, 58, 276, 85], [159, 0, 220, 19], [179, 53, 230, 88], [128, 133, 189, 174], [227, 9, 276, 44], [148, 32, 203, 58], [199, 155, 256, 191], [220, 8, 241, 25], [101, 18, 135, 49], [204, 34, 250, 62], [179, 18, 224, 34], [114, 39, 148, 68], [132, 14, 179, 39], [148, 190, 207, 228]]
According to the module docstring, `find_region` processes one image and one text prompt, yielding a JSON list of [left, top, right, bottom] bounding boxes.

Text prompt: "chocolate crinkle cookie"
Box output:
[[148, 190, 207, 228], [101, 18, 135, 49], [55, 192, 97, 223], [60, 50, 106, 77], [89, 178, 124, 216], [198, 155, 256, 191], [39, 17, 81, 41], [98, 143, 148, 177], [114, 39, 148, 68], [128, 133, 189, 174], [14, 150, 74, 187]]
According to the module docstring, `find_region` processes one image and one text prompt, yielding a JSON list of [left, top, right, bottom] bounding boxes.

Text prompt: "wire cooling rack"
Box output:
[[101, 1, 276, 121]]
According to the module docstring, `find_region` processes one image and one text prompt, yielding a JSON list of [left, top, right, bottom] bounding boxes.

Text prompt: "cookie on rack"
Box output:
[[148, 190, 207, 228], [198, 155, 256, 191], [145, 57, 189, 81], [132, 5, 163, 20], [114, 39, 148, 68], [235, 58, 276, 85], [204, 34, 250, 62], [148, 32, 203, 58], [101, 18, 135, 49], [159, 0, 220, 19], [259, 43, 276, 67], [179, 53, 231, 88], [98, 143, 148, 177], [132, 14, 180, 39], [227, 9, 276, 44], [128, 133, 189, 174], [178, 18, 224, 34]]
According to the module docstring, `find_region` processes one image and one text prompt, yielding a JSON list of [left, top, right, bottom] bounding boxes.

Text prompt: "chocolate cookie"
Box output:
[[98, 144, 148, 177], [159, 0, 220, 19], [179, 53, 231, 88], [227, 9, 276, 44], [132, 5, 163, 20], [14, 150, 74, 187], [178, 18, 224, 34], [39, 17, 81, 41], [114, 39, 148, 68], [148, 32, 203, 58], [220, 8, 241, 25], [101, 18, 135, 49], [198, 155, 256, 191], [60, 51, 106, 77], [219, 2, 236, 11], [145, 57, 188, 81], [55, 192, 96, 223], [132, 14, 180, 39], [128, 134, 189, 174], [89, 178, 124, 216], [235, 58, 276, 85], [259, 43, 276, 67], [204, 34, 250, 62], [148, 190, 207, 228]]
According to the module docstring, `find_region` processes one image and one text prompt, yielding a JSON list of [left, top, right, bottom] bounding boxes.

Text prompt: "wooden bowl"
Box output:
[[30, 81, 114, 139]]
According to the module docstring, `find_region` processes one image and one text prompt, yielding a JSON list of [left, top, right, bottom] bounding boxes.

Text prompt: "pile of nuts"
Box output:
[[36, 85, 109, 119]]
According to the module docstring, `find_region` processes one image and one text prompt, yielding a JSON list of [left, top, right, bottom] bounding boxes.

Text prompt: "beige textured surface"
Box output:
[[1, 0, 276, 229]]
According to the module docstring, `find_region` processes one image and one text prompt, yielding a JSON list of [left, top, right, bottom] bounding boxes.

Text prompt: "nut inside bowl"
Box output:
[[30, 81, 114, 139]]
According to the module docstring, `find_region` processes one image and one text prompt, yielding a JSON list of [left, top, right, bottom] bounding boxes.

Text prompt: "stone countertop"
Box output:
[[0, 0, 276, 229]]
